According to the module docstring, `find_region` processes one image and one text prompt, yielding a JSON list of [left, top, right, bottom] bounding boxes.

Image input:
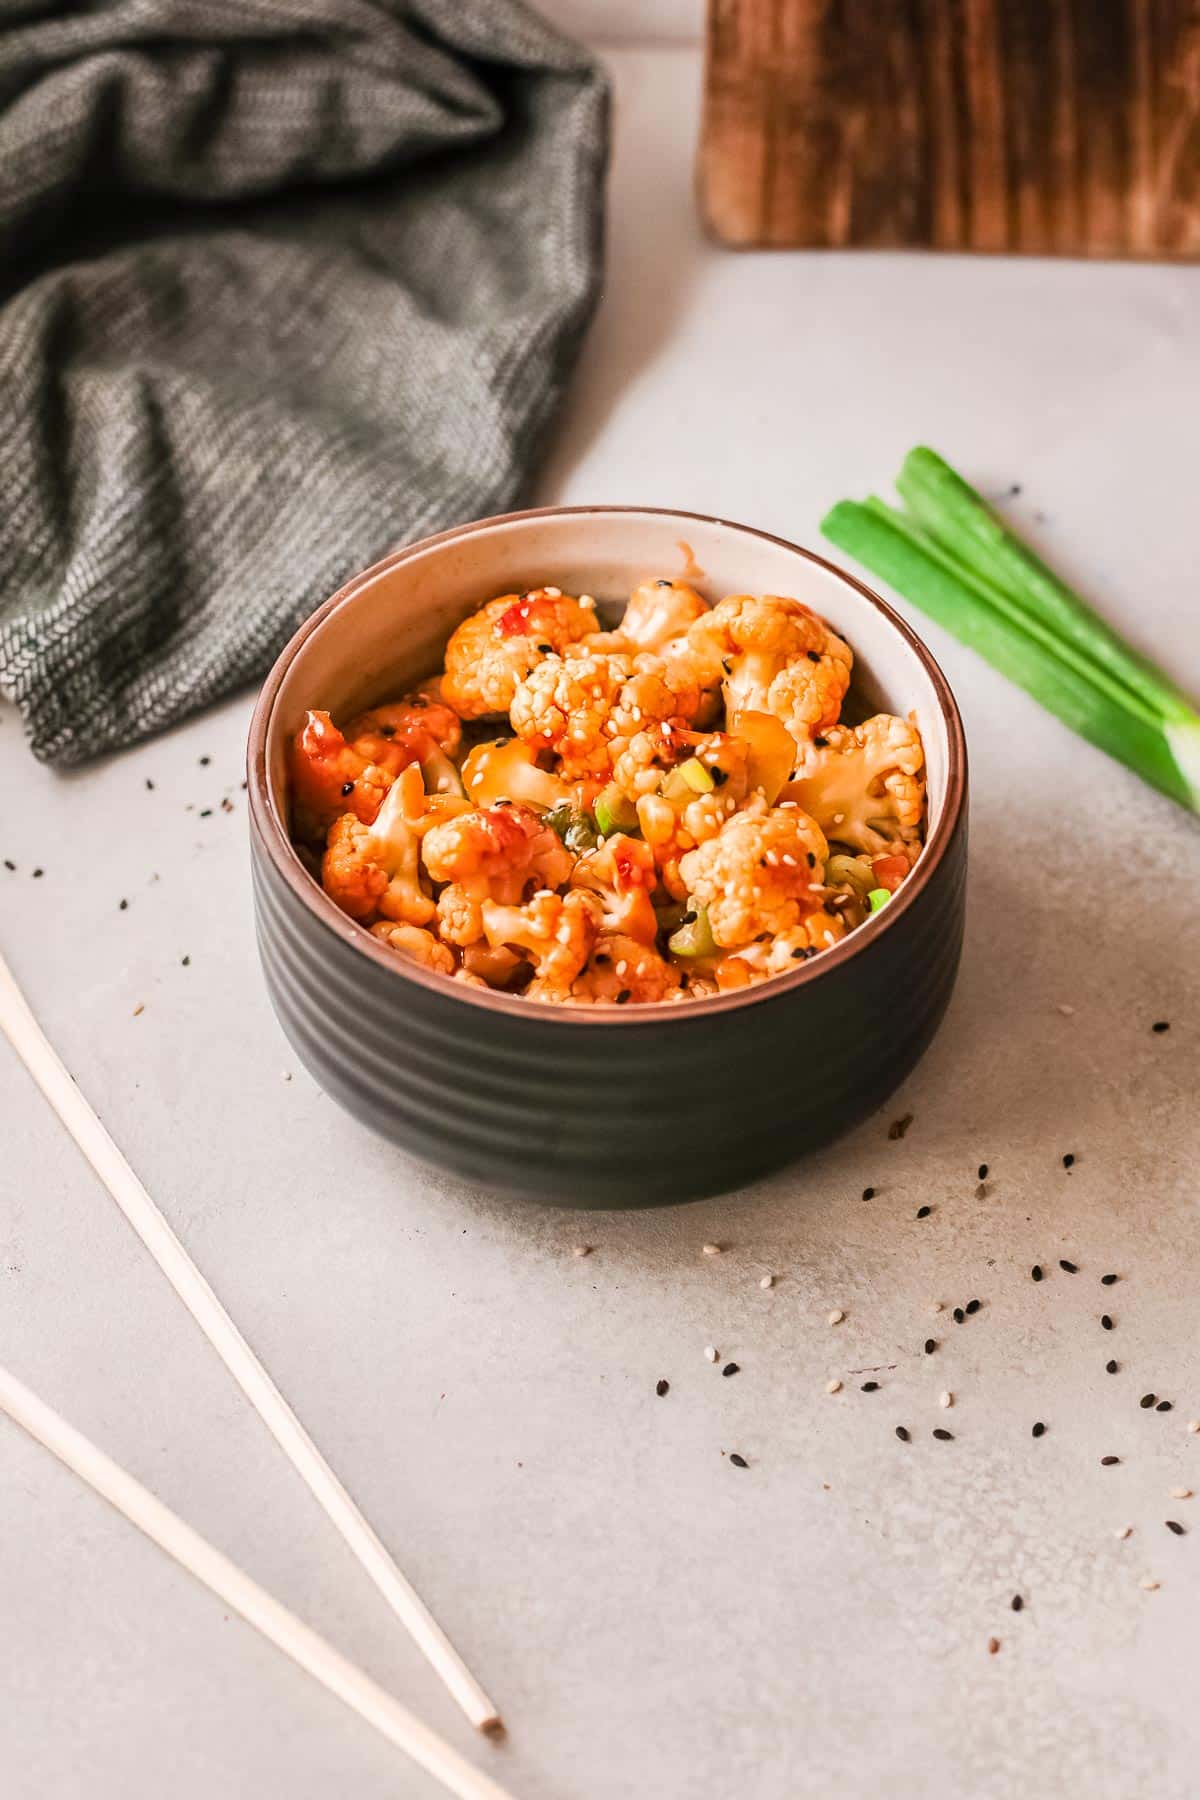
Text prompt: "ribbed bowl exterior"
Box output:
[[250, 806, 967, 1206]]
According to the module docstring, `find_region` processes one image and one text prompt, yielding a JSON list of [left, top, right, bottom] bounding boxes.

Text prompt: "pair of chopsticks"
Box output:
[[0, 949, 511, 1800]]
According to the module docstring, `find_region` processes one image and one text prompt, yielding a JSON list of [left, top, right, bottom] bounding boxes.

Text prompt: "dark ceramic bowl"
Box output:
[[248, 507, 967, 1205]]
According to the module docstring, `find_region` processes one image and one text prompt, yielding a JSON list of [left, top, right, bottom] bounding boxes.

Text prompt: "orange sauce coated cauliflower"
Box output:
[[292, 573, 926, 1006], [441, 589, 598, 718]]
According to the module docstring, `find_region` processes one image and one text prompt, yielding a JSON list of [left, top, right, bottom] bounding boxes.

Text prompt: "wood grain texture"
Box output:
[[699, 0, 1200, 256]]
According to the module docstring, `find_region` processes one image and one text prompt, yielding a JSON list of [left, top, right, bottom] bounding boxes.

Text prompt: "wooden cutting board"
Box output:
[[699, 0, 1200, 257]]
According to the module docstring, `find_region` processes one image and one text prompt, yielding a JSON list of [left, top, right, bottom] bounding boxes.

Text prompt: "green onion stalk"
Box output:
[[821, 448, 1200, 814]]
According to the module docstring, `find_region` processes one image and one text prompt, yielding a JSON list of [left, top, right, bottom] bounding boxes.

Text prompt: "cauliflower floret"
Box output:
[[609, 654, 708, 743], [725, 911, 849, 979], [569, 834, 660, 944], [423, 803, 574, 946], [568, 933, 681, 1006], [677, 803, 829, 949], [322, 773, 436, 926], [687, 594, 852, 751], [370, 920, 456, 974], [481, 890, 602, 1001], [511, 651, 709, 779], [786, 714, 925, 858], [289, 709, 394, 842], [619, 578, 710, 654], [509, 651, 633, 777], [342, 684, 464, 795], [441, 589, 598, 718]]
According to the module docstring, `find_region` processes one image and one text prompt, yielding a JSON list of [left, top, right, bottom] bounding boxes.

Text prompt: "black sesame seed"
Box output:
[[924, 1339, 937, 1355], [181, 955, 190, 967], [711, 766, 729, 787], [806, 649, 821, 663], [1059, 1259, 1078, 1274], [1032, 1421, 1046, 1438], [378, 724, 396, 738], [680, 910, 697, 924], [1156, 1400, 1173, 1412], [1100, 1455, 1120, 1465], [144, 779, 155, 790], [1140, 1394, 1157, 1409], [119, 898, 128, 911], [1101, 1273, 1119, 1285], [594, 954, 610, 966], [953, 1308, 965, 1324], [340, 781, 354, 796], [1032, 1265, 1043, 1282], [199, 755, 211, 766], [1101, 1314, 1114, 1330], [722, 1362, 739, 1378], [932, 1428, 954, 1441], [32, 867, 43, 878], [537, 643, 553, 654], [790, 946, 813, 960], [813, 736, 827, 748], [916, 1205, 932, 1219], [656, 578, 672, 588], [615, 989, 632, 1005], [1106, 1360, 1119, 1374], [862, 1186, 875, 1201], [1166, 1519, 1185, 1535], [729, 1453, 748, 1469], [806, 851, 816, 868], [965, 1299, 981, 1315], [3, 859, 13, 871], [861, 1381, 880, 1392], [655, 1379, 669, 1397], [1152, 1021, 1170, 1034], [1062, 1153, 1075, 1168], [1011, 1594, 1023, 1612], [978, 1163, 989, 1180], [199, 808, 212, 817], [895, 1426, 910, 1441]]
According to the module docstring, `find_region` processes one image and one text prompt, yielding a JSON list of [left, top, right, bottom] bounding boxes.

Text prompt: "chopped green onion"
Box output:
[[544, 802, 598, 853], [594, 784, 640, 838], [821, 460, 1200, 814], [668, 904, 718, 958], [867, 888, 891, 913], [678, 757, 715, 794]]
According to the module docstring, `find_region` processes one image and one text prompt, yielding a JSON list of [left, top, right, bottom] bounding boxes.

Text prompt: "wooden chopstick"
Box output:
[[0, 1365, 515, 1800], [0, 949, 500, 1733]]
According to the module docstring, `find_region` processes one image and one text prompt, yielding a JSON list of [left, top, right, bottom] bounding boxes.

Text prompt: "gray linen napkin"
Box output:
[[0, 0, 609, 765]]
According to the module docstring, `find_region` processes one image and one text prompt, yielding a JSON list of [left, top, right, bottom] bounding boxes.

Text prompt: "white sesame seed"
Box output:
[[1139, 1577, 1160, 1591], [760, 1274, 774, 1290], [928, 1301, 943, 1314], [827, 1309, 844, 1325], [781, 854, 797, 866], [704, 1345, 719, 1363], [616, 960, 629, 976], [282, 1071, 292, 1082], [1114, 1525, 1132, 1540], [544, 586, 561, 597], [939, 1391, 953, 1408], [825, 1378, 842, 1394], [832, 812, 845, 825], [1169, 1486, 1193, 1499], [1056, 1002, 1076, 1016], [1188, 1420, 1200, 1434], [571, 1244, 592, 1257], [702, 1243, 722, 1256]]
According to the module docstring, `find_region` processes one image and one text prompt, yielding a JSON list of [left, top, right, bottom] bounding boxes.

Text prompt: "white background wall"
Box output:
[[541, 0, 703, 44]]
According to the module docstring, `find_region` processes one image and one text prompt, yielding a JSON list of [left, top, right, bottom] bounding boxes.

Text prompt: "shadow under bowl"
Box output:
[[247, 506, 968, 1206]]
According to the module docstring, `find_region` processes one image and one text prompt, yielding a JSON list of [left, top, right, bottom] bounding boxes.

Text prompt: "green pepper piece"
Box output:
[[867, 888, 891, 913]]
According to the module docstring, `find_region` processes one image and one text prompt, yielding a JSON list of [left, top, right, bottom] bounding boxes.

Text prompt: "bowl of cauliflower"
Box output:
[[248, 506, 966, 1204]]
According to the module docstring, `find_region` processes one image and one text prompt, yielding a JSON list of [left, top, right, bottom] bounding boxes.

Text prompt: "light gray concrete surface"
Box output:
[[2, 46, 1199, 1800]]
